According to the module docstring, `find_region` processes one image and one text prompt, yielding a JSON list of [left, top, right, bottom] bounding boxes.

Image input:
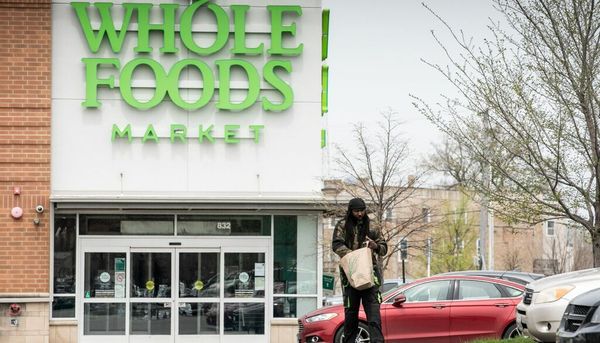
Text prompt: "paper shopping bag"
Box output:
[[340, 247, 374, 290]]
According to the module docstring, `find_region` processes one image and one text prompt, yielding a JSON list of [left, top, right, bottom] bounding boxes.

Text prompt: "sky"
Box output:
[[321, 0, 500, 178]]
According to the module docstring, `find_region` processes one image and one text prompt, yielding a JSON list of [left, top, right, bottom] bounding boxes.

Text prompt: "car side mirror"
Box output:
[[392, 294, 407, 307]]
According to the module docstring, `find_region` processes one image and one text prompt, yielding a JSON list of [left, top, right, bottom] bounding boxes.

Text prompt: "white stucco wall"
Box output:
[[51, 0, 323, 200]]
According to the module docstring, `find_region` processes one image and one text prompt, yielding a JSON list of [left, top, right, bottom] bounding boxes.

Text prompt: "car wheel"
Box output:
[[502, 322, 522, 339], [334, 322, 370, 343]]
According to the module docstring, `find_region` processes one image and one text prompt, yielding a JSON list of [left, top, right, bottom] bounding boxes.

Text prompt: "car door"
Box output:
[[449, 279, 517, 342], [382, 280, 452, 343]]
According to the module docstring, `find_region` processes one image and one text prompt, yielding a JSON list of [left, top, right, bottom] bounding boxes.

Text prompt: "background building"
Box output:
[[321, 179, 593, 296]]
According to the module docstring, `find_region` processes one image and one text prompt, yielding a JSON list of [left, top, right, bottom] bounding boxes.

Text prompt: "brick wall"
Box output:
[[0, 0, 51, 293]]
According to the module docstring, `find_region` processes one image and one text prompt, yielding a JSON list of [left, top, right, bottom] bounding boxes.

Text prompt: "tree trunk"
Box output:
[[593, 229, 600, 268]]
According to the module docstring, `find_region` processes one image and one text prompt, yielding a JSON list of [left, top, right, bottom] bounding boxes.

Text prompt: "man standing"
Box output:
[[332, 197, 387, 343]]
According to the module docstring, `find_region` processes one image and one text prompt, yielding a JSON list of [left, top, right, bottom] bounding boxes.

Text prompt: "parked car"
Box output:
[[301, 275, 524, 342], [516, 268, 600, 342], [440, 270, 545, 286], [556, 287, 600, 342], [323, 278, 413, 306]]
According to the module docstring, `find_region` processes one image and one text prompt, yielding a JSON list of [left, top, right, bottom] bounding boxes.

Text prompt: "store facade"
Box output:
[[53, 211, 321, 343], [1, 0, 326, 342]]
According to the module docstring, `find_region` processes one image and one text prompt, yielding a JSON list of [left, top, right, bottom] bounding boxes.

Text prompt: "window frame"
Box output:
[[385, 280, 454, 304], [51, 213, 78, 320], [546, 220, 555, 236], [422, 208, 431, 223], [455, 279, 504, 300]]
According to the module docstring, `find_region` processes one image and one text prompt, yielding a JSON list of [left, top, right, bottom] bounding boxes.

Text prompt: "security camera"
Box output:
[[35, 205, 44, 213]]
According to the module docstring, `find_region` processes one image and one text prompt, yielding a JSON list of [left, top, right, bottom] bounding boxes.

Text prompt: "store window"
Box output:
[[84, 303, 126, 335], [79, 215, 174, 235], [52, 215, 76, 318], [224, 252, 266, 335], [273, 215, 318, 318], [385, 208, 393, 221], [84, 252, 127, 298], [422, 208, 431, 223], [178, 215, 271, 236], [546, 221, 555, 236]]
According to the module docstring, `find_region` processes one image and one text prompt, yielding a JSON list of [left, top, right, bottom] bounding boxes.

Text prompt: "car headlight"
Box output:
[[305, 313, 338, 323], [591, 307, 600, 324], [534, 285, 575, 304]]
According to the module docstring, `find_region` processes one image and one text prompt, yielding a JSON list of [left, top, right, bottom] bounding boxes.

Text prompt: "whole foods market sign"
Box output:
[[72, 0, 303, 143]]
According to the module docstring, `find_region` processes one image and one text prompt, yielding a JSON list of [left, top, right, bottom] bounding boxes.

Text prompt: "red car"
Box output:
[[298, 275, 524, 343]]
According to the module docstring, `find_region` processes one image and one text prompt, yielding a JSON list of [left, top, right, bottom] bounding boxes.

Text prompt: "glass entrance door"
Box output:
[[177, 249, 267, 343], [129, 249, 173, 343], [80, 243, 268, 343], [175, 250, 221, 343]]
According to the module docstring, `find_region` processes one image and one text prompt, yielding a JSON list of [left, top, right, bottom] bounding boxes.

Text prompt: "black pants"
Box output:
[[342, 285, 385, 343]]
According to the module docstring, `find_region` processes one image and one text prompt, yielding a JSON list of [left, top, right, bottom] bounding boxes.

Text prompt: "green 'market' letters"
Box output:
[[198, 125, 215, 143], [111, 124, 132, 142], [143, 125, 159, 143], [170, 124, 187, 143], [224, 125, 240, 143], [112, 124, 264, 143]]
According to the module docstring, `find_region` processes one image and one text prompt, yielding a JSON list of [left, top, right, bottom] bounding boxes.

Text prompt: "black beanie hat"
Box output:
[[348, 198, 366, 210]]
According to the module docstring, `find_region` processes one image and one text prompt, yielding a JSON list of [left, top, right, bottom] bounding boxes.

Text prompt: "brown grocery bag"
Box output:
[[340, 247, 374, 290]]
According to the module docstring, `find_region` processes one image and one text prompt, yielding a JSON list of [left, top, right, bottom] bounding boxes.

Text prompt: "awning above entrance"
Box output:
[[51, 197, 326, 212]]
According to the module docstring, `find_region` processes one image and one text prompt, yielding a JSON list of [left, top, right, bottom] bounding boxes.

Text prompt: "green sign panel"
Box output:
[[71, 1, 307, 144], [323, 274, 334, 291], [115, 258, 126, 272]]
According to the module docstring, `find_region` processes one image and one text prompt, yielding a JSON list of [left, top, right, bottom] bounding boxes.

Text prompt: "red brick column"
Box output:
[[0, 0, 51, 293]]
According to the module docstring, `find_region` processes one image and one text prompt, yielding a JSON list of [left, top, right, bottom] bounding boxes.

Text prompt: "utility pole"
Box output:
[[479, 110, 491, 270], [426, 237, 431, 277], [488, 209, 494, 270]]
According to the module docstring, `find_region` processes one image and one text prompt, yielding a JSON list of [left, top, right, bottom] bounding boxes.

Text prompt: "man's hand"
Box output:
[[366, 238, 378, 250]]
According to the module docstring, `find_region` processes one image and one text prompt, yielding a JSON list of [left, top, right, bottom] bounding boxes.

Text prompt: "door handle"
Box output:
[[432, 304, 446, 309], [494, 303, 509, 308]]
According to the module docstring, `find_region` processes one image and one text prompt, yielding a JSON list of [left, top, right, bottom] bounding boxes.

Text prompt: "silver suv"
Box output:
[[516, 268, 600, 342]]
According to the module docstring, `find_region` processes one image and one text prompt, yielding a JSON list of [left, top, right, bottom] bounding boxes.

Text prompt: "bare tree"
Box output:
[[573, 229, 594, 270], [413, 0, 600, 266], [547, 236, 570, 274], [549, 223, 595, 273], [501, 246, 522, 271], [327, 110, 430, 272], [425, 138, 479, 188]]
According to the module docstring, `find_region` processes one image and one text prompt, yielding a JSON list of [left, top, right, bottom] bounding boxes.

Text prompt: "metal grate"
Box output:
[[523, 288, 533, 305], [563, 304, 591, 333], [298, 319, 304, 334], [572, 305, 591, 316], [566, 319, 583, 332]]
